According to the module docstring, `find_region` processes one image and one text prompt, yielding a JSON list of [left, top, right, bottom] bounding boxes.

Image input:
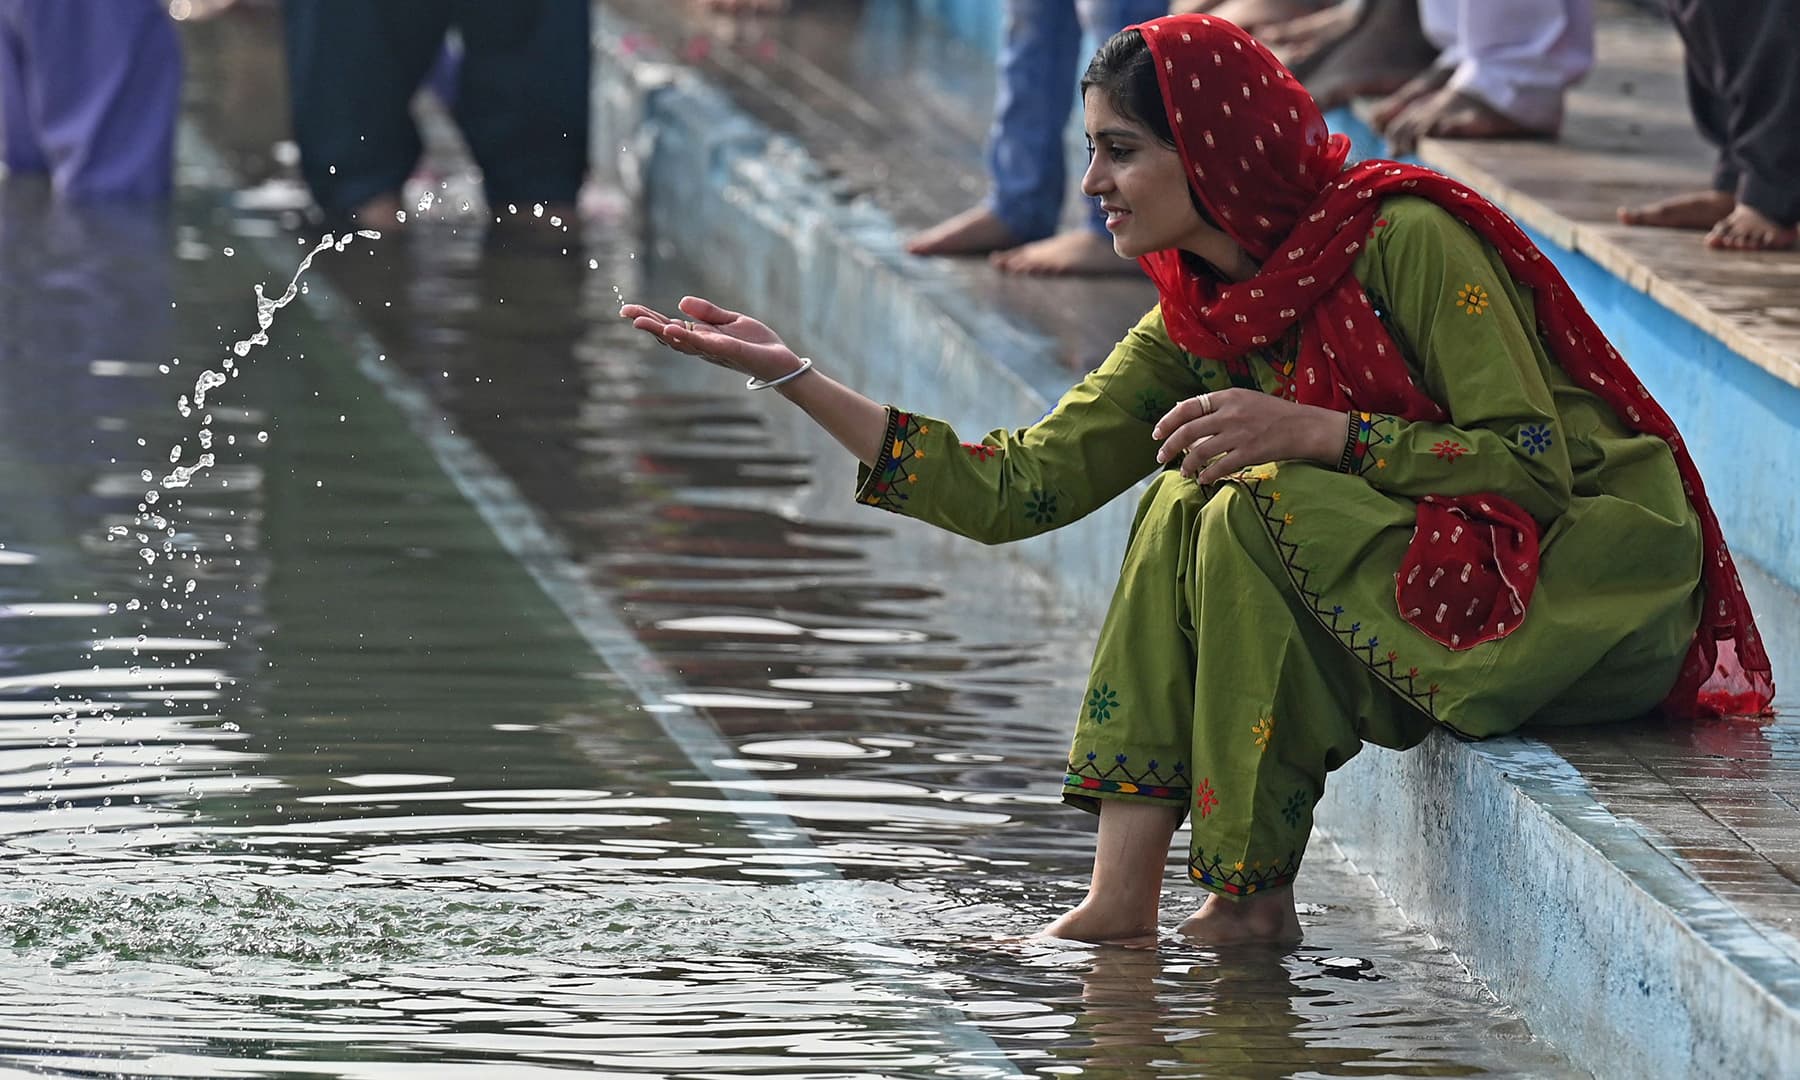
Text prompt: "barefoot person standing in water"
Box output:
[[623, 15, 1774, 946]]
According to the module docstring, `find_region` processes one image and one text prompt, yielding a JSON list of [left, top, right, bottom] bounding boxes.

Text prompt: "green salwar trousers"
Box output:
[[1062, 471, 1437, 899]]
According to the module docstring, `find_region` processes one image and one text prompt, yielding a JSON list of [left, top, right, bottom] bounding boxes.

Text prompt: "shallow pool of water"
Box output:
[[0, 178, 1578, 1078]]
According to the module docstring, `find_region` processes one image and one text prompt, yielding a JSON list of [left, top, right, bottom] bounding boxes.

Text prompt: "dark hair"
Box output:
[[1080, 29, 1175, 149]]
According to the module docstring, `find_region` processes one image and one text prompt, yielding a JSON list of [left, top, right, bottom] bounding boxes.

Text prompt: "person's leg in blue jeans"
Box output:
[[906, 0, 1080, 259], [993, 0, 1167, 274], [906, 0, 1161, 276]]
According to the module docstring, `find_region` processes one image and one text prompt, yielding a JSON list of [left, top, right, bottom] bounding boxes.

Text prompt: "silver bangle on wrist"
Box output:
[[745, 356, 814, 391]]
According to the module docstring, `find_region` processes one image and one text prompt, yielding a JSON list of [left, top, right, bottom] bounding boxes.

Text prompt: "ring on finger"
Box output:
[[1197, 393, 1213, 416]]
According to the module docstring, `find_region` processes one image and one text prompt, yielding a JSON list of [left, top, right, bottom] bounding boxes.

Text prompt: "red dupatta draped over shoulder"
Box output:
[[1127, 13, 1773, 718]]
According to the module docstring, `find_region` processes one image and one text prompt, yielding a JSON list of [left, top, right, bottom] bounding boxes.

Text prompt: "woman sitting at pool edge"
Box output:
[[621, 14, 1774, 948]]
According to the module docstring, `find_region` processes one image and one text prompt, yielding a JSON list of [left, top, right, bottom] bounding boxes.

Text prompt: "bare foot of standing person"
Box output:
[[905, 204, 1020, 256], [1290, 0, 1437, 111], [1370, 64, 1451, 132], [1383, 86, 1551, 157], [1706, 204, 1798, 251], [350, 191, 405, 230], [990, 229, 1139, 275], [1258, 0, 1362, 71], [1176, 887, 1304, 945], [1616, 190, 1735, 231]]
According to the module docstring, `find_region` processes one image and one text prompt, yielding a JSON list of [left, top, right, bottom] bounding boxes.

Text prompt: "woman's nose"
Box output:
[[1080, 156, 1108, 198]]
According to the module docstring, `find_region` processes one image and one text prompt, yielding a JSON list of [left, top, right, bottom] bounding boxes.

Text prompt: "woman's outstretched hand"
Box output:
[[1152, 389, 1346, 484], [619, 295, 805, 383]]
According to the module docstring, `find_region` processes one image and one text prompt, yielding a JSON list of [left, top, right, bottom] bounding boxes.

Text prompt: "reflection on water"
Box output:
[[0, 180, 1578, 1077]]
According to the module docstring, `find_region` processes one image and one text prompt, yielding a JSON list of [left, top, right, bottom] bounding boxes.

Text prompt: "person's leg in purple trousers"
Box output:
[[0, 0, 181, 201]]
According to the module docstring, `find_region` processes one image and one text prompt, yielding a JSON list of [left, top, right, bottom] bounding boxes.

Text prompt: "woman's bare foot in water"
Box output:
[[905, 204, 1019, 257], [1176, 888, 1303, 945], [1617, 190, 1735, 232], [1040, 902, 1161, 948], [1384, 86, 1551, 156], [990, 229, 1138, 275], [1371, 64, 1451, 132], [1707, 204, 1799, 251]]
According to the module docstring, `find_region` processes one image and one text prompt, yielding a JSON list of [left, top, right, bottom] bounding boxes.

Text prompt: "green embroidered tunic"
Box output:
[[854, 197, 1704, 898]]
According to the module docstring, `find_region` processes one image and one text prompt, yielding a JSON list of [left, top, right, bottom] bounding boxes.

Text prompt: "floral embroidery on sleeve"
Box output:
[[961, 442, 997, 461], [1455, 283, 1490, 316], [1135, 388, 1171, 423], [1430, 439, 1469, 461], [1023, 489, 1059, 524], [1251, 714, 1274, 752], [1516, 423, 1554, 455]]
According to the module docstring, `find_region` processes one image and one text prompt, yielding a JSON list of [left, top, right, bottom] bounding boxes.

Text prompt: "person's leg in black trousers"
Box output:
[[450, 0, 591, 217], [1617, 0, 1798, 250], [281, 0, 451, 221]]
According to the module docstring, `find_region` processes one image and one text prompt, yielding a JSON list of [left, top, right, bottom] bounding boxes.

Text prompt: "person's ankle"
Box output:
[[1040, 899, 1159, 944], [1177, 887, 1302, 943]]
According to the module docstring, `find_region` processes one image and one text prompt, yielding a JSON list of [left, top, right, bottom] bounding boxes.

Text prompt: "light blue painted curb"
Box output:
[[591, 7, 1800, 1077]]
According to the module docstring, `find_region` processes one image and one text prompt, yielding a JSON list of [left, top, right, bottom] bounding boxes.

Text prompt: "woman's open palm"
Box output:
[[619, 295, 800, 382]]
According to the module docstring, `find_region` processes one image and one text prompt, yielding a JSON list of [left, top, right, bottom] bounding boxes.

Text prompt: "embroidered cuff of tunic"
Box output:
[[1335, 411, 1359, 473], [1347, 411, 1395, 478], [854, 405, 917, 514]]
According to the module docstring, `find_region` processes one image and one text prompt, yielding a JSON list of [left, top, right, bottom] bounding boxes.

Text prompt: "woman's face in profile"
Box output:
[[1080, 88, 1209, 261]]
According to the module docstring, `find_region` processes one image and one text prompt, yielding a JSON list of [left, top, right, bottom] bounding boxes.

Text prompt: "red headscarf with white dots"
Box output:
[[1131, 14, 1772, 719]]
